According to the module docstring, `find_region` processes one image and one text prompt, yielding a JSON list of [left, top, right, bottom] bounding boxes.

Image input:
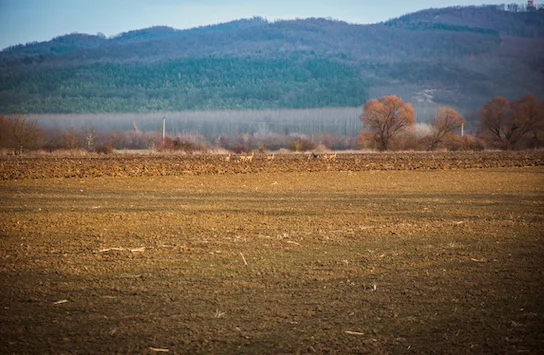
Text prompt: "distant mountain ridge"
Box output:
[[0, 6, 543, 115], [386, 5, 544, 37], [0, 17, 271, 60]]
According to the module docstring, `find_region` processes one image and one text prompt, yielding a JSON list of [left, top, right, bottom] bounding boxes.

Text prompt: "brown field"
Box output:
[[1, 151, 543, 180], [1, 152, 543, 354]]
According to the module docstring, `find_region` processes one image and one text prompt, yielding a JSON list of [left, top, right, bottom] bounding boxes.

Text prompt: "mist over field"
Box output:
[[29, 108, 363, 137]]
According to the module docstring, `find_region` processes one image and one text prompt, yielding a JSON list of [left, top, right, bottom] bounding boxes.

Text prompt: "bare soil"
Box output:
[[1, 150, 542, 180], [0, 152, 543, 354]]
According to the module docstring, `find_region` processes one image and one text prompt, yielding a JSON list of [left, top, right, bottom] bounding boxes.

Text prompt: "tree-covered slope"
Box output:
[[385, 5, 544, 37], [0, 6, 543, 114], [0, 56, 367, 113]]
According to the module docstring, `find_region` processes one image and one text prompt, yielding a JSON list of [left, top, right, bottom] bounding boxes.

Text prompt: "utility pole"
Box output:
[[162, 117, 166, 145]]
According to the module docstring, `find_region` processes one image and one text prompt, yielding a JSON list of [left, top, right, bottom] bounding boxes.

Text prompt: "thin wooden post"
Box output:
[[162, 117, 166, 145]]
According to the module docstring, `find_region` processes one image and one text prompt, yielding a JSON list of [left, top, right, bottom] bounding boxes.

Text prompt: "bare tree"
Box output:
[[425, 107, 465, 150], [59, 127, 81, 150], [360, 95, 415, 151], [511, 94, 543, 149], [480, 95, 540, 150], [535, 98, 544, 148], [82, 127, 96, 151], [0, 116, 12, 149], [8, 116, 42, 154]]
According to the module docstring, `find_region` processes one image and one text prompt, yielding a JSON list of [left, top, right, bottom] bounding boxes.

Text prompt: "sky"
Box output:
[[0, 0, 538, 50]]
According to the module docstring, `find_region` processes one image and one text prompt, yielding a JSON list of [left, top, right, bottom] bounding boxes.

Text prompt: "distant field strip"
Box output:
[[1, 151, 542, 180]]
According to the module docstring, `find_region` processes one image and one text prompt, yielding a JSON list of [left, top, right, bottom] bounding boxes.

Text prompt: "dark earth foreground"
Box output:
[[1, 152, 543, 354]]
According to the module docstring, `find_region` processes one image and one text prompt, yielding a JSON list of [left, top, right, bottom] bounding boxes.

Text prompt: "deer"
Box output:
[[240, 152, 254, 162], [308, 153, 319, 160], [267, 153, 275, 161], [246, 152, 255, 162]]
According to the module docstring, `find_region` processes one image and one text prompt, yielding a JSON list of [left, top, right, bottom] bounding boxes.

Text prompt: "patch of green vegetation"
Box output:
[[0, 56, 368, 113]]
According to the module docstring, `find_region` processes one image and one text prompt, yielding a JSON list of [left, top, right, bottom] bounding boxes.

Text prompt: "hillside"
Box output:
[[385, 5, 544, 37], [0, 6, 543, 117]]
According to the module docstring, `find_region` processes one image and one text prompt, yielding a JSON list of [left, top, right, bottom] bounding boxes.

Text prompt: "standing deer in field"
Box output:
[[240, 152, 254, 162], [308, 153, 319, 160]]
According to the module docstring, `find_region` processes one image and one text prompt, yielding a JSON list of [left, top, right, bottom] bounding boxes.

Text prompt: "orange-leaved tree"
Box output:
[[425, 107, 465, 150], [480, 95, 541, 150], [511, 94, 543, 149], [360, 95, 415, 151]]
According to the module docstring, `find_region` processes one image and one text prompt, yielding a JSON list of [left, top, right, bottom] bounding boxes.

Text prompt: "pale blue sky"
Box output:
[[0, 0, 537, 50]]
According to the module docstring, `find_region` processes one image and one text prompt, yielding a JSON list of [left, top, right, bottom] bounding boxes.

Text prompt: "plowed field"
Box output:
[[1, 152, 543, 354], [1, 150, 542, 180]]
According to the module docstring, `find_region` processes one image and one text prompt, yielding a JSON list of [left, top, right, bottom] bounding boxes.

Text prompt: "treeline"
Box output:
[[0, 56, 367, 113], [1, 94, 542, 154], [0, 115, 360, 154], [385, 22, 499, 35], [386, 4, 544, 38], [359, 94, 543, 151]]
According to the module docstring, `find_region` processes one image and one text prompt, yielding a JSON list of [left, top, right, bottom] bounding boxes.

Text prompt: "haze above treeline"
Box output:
[[0, 3, 543, 121]]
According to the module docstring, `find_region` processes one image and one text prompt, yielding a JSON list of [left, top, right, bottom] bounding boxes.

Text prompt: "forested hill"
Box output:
[[385, 5, 544, 37], [0, 5, 543, 114]]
